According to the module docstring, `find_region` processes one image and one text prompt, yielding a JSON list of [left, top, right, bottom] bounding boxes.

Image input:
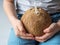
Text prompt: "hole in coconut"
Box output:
[[30, 8, 32, 10]]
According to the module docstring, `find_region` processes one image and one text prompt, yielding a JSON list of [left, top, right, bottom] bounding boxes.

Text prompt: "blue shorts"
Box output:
[[8, 13, 60, 45]]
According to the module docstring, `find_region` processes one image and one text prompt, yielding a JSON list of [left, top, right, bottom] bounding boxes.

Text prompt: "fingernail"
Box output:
[[35, 37, 39, 38], [30, 34, 34, 36], [44, 29, 50, 33], [43, 29, 47, 33]]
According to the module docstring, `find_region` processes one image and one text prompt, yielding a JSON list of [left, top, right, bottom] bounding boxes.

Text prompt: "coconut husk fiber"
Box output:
[[21, 7, 52, 36]]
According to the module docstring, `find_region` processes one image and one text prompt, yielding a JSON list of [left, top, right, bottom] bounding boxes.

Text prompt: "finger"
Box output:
[[17, 24, 26, 33], [17, 21, 26, 31], [44, 23, 57, 33], [35, 29, 58, 42], [35, 39, 45, 42], [35, 33, 52, 41], [43, 29, 58, 41], [36, 31, 56, 42], [14, 27, 20, 36], [19, 32, 34, 39], [20, 36, 34, 40], [19, 33, 34, 37], [25, 33, 34, 37], [17, 26, 34, 37]]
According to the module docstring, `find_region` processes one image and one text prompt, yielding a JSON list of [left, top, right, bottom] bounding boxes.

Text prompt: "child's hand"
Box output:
[[35, 23, 60, 42], [11, 19, 34, 40]]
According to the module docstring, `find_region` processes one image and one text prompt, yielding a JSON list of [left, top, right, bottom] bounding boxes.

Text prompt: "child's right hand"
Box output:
[[11, 19, 34, 40]]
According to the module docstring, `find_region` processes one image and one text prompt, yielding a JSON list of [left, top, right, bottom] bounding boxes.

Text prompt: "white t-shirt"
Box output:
[[15, 0, 60, 14]]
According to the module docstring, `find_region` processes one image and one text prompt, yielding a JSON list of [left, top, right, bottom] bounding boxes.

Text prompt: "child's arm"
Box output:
[[3, 0, 17, 22], [3, 0, 34, 39]]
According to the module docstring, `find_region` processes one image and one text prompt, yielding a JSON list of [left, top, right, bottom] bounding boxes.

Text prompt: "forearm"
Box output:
[[3, 0, 18, 22]]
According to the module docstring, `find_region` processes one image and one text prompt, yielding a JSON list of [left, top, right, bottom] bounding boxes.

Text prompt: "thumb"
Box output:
[[17, 21, 26, 33], [43, 28, 50, 33], [44, 23, 56, 33], [18, 25, 26, 33]]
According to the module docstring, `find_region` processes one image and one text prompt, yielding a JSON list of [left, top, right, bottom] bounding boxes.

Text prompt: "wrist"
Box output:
[[8, 15, 19, 24], [9, 15, 18, 21]]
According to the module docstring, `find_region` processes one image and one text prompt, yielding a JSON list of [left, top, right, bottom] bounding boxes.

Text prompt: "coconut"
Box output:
[[21, 7, 52, 36]]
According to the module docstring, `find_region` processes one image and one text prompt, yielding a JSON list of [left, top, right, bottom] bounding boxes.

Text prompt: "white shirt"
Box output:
[[15, 0, 60, 14]]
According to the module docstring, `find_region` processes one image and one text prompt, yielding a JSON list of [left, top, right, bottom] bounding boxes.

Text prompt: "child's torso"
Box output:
[[15, 0, 60, 14]]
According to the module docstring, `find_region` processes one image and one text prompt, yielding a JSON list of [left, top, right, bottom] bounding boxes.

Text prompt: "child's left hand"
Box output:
[[35, 23, 60, 42]]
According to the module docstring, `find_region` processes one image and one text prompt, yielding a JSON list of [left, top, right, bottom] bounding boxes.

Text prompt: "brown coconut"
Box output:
[[21, 7, 52, 36]]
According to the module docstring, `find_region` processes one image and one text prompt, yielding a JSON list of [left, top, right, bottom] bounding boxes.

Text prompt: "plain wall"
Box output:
[[0, 0, 12, 45]]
